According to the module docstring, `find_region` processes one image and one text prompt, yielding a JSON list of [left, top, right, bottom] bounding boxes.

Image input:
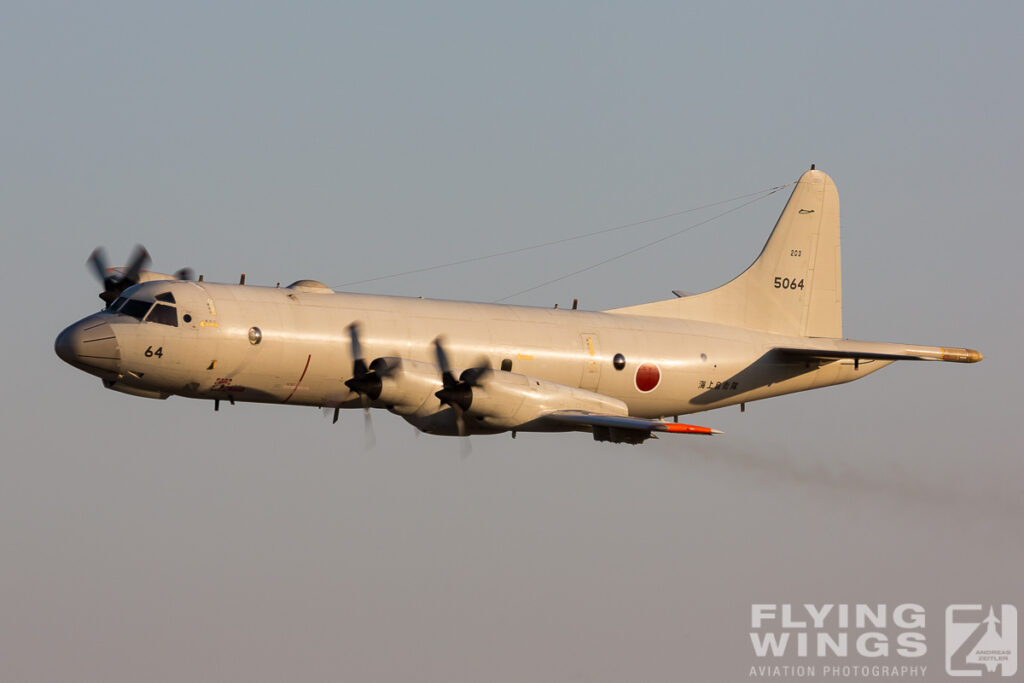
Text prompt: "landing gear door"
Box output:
[[579, 333, 601, 392]]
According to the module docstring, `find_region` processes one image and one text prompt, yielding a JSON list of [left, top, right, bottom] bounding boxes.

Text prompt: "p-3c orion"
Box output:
[[55, 168, 982, 444]]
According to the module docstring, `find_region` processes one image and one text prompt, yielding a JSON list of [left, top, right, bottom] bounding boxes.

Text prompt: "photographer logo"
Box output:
[[946, 604, 1017, 677]]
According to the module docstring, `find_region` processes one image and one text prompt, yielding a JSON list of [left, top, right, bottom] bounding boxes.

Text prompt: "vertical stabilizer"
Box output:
[[608, 168, 842, 338]]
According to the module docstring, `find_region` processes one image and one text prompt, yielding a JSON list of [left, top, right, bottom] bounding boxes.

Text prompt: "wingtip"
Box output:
[[940, 347, 984, 363]]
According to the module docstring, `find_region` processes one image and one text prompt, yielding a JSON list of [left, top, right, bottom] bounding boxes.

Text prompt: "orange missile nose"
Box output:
[[664, 423, 721, 435]]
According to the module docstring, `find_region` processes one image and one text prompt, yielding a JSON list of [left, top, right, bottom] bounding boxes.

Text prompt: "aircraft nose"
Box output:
[[55, 316, 121, 378]]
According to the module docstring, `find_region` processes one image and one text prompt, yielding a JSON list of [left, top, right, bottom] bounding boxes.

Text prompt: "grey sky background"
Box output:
[[2, 2, 1021, 681]]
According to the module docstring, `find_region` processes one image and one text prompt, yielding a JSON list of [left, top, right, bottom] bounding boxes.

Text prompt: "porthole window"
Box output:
[[183, 314, 192, 323], [613, 353, 626, 370], [248, 327, 262, 345]]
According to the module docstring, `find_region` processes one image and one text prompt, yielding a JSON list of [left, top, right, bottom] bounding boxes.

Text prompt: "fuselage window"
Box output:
[[146, 304, 178, 327], [120, 299, 153, 321], [155, 292, 176, 304]]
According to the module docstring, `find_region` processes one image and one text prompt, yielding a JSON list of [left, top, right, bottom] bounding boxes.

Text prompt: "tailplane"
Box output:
[[609, 168, 843, 338]]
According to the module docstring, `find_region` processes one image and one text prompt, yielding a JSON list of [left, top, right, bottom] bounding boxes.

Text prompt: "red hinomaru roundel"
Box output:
[[635, 363, 661, 392]]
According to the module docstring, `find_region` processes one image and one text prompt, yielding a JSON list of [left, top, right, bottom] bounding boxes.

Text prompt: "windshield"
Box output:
[[120, 299, 152, 321]]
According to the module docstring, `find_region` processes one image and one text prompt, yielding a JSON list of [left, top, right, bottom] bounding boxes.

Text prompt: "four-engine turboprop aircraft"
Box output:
[[55, 168, 982, 444]]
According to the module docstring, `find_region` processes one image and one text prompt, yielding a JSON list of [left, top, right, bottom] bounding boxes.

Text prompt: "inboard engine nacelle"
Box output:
[[466, 371, 627, 430], [373, 357, 626, 431]]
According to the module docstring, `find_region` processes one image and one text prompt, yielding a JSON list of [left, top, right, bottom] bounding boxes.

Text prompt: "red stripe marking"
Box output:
[[283, 354, 312, 403]]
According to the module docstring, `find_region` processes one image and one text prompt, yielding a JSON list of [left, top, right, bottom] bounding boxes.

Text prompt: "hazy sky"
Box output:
[[2, 3, 1021, 681]]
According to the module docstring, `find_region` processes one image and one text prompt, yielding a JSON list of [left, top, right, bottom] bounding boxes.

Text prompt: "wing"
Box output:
[[542, 410, 721, 444]]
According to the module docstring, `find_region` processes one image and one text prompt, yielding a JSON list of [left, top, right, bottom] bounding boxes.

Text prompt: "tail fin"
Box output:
[[608, 168, 842, 338]]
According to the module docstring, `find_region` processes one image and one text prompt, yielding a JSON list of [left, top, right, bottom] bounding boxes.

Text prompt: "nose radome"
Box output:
[[55, 317, 121, 378], [54, 326, 77, 365]]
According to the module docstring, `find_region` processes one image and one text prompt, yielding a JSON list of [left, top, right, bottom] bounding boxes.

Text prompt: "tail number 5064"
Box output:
[[774, 277, 805, 290]]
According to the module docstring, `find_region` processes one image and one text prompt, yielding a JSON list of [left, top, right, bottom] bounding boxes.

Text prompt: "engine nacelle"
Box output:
[[376, 360, 628, 436], [467, 371, 628, 430], [371, 357, 444, 417]]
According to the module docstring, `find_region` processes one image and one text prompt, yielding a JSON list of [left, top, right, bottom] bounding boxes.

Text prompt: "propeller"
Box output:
[[343, 323, 383, 448], [86, 245, 193, 307], [432, 337, 489, 438], [343, 323, 384, 401], [88, 245, 149, 306]]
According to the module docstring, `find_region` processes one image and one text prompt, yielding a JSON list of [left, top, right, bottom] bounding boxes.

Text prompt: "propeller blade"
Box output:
[[451, 403, 466, 438], [362, 400, 376, 450], [122, 245, 151, 285], [433, 337, 456, 388], [348, 323, 367, 377], [321, 405, 342, 424], [450, 405, 472, 458], [369, 356, 399, 377], [87, 247, 109, 284], [174, 267, 195, 281], [459, 359, 491, 386]]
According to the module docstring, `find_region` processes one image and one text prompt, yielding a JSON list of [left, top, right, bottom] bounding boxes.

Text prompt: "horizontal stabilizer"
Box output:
[[776, 343, 983, 364]]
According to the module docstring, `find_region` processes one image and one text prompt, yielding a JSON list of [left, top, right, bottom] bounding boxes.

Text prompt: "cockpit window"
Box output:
[[146, 303, 178, 327], [120, 299, 153, 321], [110, 296, 128, 312], [155, 292, 176, 304]]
